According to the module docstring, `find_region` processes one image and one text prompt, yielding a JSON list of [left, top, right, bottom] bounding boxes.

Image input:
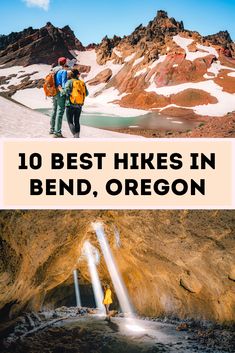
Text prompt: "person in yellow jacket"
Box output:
[[103, 284, 112, 319], [60, 68, 88, 138]]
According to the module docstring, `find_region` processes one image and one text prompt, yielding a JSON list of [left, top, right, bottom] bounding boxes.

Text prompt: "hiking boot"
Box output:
[[74, 132, 80, 138], [53, 133, 65, 138], [49, 128, 54, 135]]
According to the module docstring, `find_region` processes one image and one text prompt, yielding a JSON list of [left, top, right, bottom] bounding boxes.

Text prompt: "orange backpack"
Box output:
[[70, 79, 86, 105], [43, 72, 58, 97]]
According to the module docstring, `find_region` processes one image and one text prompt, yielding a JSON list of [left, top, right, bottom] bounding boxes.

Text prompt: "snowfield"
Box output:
[[0, 96, 141, 138], [173, 35, 218, 61], [147, 80, 235, 116], [13, 87, 52, 109], [0, 64, 50, 92]]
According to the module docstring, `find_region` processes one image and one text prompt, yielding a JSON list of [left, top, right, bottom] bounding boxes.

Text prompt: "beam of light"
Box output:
[[92, 222, 133, 317], [83, 241, 105, 314], [73, 269, 81, 307], [125, 318, 146, 333]]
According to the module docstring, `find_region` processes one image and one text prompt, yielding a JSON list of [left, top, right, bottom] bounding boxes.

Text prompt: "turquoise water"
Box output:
[[36, 108, 199, 131]]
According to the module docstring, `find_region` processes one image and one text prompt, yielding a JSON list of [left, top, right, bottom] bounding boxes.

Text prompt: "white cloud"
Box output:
[[23, 0, 50, 11]]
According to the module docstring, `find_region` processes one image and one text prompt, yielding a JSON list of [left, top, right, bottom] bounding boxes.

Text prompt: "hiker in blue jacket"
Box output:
[[50, 57, 68, 138]]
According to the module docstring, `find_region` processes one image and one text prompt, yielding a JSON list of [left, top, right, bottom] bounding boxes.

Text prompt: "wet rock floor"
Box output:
[[1, 308, 234, 353]]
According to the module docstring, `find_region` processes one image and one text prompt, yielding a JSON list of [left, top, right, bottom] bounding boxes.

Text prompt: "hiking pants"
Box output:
[[50, 93, 66, 134], [66, 105, 82, 138]]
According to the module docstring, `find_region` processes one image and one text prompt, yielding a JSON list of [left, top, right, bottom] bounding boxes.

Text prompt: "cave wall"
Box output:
[[0, 210, 234, 323]]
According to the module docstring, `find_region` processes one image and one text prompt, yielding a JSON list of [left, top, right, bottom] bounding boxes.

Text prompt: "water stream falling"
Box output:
[[73, 269, 81, 307], [83, 241, 105, 314], [92, 222, 134, 317]]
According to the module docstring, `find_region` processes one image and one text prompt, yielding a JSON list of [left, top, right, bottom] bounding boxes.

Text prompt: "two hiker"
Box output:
[[59, 68, 88, 138], [44, 57, 88, 138]]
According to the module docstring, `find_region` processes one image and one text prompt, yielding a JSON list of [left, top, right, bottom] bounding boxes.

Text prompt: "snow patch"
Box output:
[[228, 72, 235, 77], [204, 74, 213, 79], [134, 68, 148, 77], [196, 43, 218, 57], [173, 35, 218, 61], [204, 61, 235, 79], [133, 57, 144, 66], [113, 48, 122, 58], [149, 55, 167, 70], [124, 53, 136, 63], [171, 121, 183, 124], [207, 61, 221, 77], [146, 80, 235, 116], [12, 87, 52, 109]]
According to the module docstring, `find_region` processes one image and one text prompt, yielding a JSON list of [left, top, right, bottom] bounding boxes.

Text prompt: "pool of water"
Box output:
[[36, 108, 200, 132]]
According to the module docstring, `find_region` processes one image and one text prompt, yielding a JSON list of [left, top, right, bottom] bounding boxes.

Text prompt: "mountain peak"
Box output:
[[0, 23, 85, 66], [151, 10, 184, 30], [62, 25, 73, 32], [45, 22, 54, 27], [156, 10, 168, 19]]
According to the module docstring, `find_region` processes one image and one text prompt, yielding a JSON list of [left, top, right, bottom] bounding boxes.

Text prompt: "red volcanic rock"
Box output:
[[153, 52, 186, 87], [219, 53, 235, 68], [96, 35, 122, 65], [221, 48, 233, 58], [74, 64, 91, 74], [87, 68, 112, 85], [188, 112, 235, 137], [106, 62, 149, 94], [117, 89, 217, 112], [96, 10, 184, 65], [188, 42, 198, 52], [204, 30, 235, 57], [118, 91, 169, 109], [160, 106, 198, 119], [0, 22, 85, 67], [153, 54, 216, 87], [214, 70, 235, 94], [170, 89, 218, 107]]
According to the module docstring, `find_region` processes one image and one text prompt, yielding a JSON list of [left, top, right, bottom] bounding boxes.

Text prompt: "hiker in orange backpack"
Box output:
[[49, 57, 68, 138], [60, 69, 88, 138]]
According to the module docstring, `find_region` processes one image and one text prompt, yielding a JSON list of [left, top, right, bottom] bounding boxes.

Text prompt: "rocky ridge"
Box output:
[[0, 22, 84, 67]]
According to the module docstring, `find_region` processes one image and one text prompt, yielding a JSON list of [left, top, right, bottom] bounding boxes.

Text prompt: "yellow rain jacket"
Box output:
[[103, 288, 112, 305]]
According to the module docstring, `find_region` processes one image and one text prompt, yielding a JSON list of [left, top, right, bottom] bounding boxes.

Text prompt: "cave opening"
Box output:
[[43, 278, 120, 312], [43, 281, 97, 309]]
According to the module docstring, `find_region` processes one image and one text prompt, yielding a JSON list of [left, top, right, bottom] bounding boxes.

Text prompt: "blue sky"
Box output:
[[1, 0, 235, 45]]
